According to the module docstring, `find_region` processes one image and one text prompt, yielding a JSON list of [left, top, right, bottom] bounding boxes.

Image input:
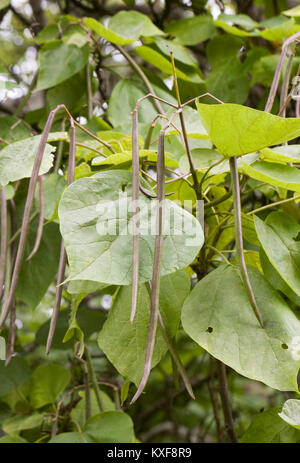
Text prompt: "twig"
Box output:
[[247, 193, 300, 215], [0, 189, 7, 302], [86, 61, 93, 119], [130, 131, 165, 405], [229, 157, 264, 328], [170, 52, 199, 194], [217, 361, 238, 443], [208, 356, 222, 443]]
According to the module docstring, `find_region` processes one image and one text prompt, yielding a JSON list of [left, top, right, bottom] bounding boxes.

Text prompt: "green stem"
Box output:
[[85, 346, 104, 412]]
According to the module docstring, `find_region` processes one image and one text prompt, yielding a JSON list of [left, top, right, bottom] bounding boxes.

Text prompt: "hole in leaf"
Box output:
[[121, 183, 127, 192], [206, 326, 213, 333], [259, 408, 264, 413], [281, 343, 288, 350]]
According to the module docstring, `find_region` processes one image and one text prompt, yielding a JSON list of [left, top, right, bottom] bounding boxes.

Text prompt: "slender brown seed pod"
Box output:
[[130, 109, 140, 324], [0, 107, 59, 328], [46, 120, 76, 354], [130, 131, 165, 405], [26, 175, 45, 261], [5, 299, 16, 366], [0, 189, 7, 302]]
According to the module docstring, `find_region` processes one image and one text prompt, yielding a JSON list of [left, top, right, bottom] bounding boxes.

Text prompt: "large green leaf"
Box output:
[[98, 270, 190, 385], [278, 399, 300, 430], [254, 212, 300, 296], [260, 145, 300, 163], [49, 432, 86, 443], [0, 136, 55, 187], [241, 408, 300, 443], [181, 264, 300, 392], [29, 364, 71, 409], [108, 11, 163, 39], [242, 161, 300, 191], [83, 17, 134, 45], [71, 389, 115, 429], [58, 171, 203, 285], [0, 358, 30, 397], [165, 15, 215, 45], [36, 41, 90, 91], [196, 103, 300, 157], [84, 411, 135, 443], [2, 413, 44, 435]]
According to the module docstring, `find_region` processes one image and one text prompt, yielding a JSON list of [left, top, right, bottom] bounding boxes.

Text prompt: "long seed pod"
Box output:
[[46, 120, 76, 354], [26, 175, 45, 261], [0, 108, 59, 328], [0, 189, 7, 302], [5, 299, 16, 366], [229, 157, 264, 328], [130, 131, 165, 405], [130, 109, 140, 323]]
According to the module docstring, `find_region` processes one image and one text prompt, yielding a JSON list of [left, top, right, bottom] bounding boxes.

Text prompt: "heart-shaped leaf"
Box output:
[[58, 171, 203, 285], [182, 264, 300, 392], [197, 102, 300, 157]]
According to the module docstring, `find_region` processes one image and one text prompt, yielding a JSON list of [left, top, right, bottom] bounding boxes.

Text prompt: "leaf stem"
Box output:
[[85, 345, 104, 412]]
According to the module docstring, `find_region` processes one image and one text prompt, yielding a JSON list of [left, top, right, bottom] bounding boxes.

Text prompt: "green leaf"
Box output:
[[259, 18, 297, 42], [241, 408, 300, 443], [254, 212, 300, 297], [165, 15, 215, 45], [35, 308, 106, 350], [0, 337, 5, 361], [0, 358, 30, 397], [84, 411, 135, 443], [71, 389, 115, 429], [58, 170, 203, 285], [49, 432, 86, 443], [217, 13, 258, 31], [279, 399, 300, 430], [206, 57, 250, 104], [29, 364, 71, 409], [242, 161, 300, 191], [36, 41, 90, 91], [39, 173, 66, 221], [214, 19, 257, 37], [260, 145, 300, 163], [135, 46, 204, 83], [182, 264, 300, 392], [283, 5, 300, 16], [0, 435, 28, 443], [2, 413, 44, 434], [83, 18, 134, 45], [91, 149, 178, 168], [196, 103, 300, 157], [108, 11, 163, 39], [98, 270, 190, 385], [107, 78, 174, 127], [0, 136, 55, 187], [16, 222, 61, 309]]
